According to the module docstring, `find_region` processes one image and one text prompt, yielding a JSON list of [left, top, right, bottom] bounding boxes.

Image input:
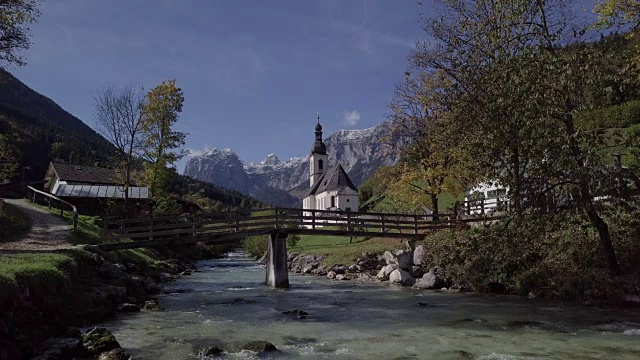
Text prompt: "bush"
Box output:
[[0, 202, 32, 243], [242, 236, 268, 259], [421, 207, 640, 302]]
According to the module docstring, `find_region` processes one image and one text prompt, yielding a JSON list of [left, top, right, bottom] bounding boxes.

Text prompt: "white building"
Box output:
[[302, 119, 359, 213], [463, 181, 508, 215]]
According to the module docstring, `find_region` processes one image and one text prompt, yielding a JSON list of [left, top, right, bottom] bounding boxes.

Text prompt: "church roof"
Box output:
[[305, 164, 357, 197]]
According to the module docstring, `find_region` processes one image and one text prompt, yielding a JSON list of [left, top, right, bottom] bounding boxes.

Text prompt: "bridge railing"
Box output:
[[101, 207, 459, 242]]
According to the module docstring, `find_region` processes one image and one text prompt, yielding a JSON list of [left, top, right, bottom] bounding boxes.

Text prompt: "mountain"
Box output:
[[0, 69, 262, 211], [0, 68, 117, 181], [184, 122, 403, 206]]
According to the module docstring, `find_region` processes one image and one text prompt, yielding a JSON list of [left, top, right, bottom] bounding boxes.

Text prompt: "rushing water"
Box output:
[[101, 252, 640, 359]]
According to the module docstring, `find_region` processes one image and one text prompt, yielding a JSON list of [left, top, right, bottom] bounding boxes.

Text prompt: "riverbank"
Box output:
[[0, 202, 229, 359]]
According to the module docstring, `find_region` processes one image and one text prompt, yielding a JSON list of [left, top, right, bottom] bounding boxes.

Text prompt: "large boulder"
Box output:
[[410, 266, 425, 278], [376, 264, 398, 281], [413, 270, 445, 289], [389, 269, 415, 286], [98, 348, 131, 360], [302, 263, 317, 274], [332, 265, 348, 274], [326, 271, 337, 280], [81, 328, 120, 356], [383, 251, 397, 265], [413, 245, 426, 266], [395, 250, 414, 270]]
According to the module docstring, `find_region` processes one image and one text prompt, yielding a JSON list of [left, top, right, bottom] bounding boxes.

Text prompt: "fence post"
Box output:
[[235, 211, 240, 232], [414, 215, 418, 234], [381, 214, 385, 233], [72, 210, 78, 230], [347, 211, 351, 232], [481, 199, 485, 216], [60, 202, 64, 217], [312, 210, 315, 230], [275, 207, 279, 229]]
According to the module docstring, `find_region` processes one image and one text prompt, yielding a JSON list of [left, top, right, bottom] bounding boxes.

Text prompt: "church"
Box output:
[[302, 118, 359, 212]]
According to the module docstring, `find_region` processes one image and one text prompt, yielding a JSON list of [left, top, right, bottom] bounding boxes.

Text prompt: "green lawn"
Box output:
[[29, 201, 163, 265], [0, 202, 33, 243], [289, 233, 406, 266]]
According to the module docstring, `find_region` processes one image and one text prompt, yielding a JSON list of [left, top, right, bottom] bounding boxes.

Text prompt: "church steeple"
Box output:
[[311, 113, 327, 155], [309, 113, 329, 186]]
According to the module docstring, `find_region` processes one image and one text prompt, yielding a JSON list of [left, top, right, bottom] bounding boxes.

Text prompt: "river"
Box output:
[[100, 252, 640, 359]]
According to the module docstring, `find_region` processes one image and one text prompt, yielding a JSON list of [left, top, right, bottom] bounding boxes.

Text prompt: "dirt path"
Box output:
[[0, 198, 74, 253]]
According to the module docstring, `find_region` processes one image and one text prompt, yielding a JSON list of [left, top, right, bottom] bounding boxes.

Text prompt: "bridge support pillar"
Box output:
[[265, 232, 289, 288]]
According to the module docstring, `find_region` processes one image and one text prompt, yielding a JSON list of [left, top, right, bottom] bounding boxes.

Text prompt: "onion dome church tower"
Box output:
[[309, 115, 328, 187], [303, 114, 359, 213]]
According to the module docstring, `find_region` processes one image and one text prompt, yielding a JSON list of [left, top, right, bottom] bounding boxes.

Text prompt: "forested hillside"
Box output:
[[0, 69, 116, 180]]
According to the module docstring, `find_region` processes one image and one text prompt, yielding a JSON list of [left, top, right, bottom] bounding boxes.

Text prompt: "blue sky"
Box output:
[[10, 0, 424, 171], [10, 1, 597, 172]]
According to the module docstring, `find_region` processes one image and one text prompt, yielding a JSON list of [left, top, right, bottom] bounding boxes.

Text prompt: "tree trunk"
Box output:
[[584, 201, 620, 277], [430, 193, 439, 221], [563, 105, 620, 277]]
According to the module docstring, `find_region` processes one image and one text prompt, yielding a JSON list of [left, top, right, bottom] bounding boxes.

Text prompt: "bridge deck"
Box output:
[[98, 208, 461, 251]]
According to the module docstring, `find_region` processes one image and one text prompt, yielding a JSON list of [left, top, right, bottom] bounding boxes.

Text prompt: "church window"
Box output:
[[346, 199, 350, 203], [331, 196, 335, 207], [318, 159, 323, 170]]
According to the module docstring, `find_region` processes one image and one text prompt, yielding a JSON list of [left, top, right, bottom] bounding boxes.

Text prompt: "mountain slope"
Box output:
[[0, 69, 117, 180]]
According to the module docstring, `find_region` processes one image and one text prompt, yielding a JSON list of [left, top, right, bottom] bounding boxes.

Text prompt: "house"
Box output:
[[302, 118, 359, 213], [43, 162, 149, 215], [463, 182, 508, 215]]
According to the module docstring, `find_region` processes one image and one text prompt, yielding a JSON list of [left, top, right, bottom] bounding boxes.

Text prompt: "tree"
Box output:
[[141, 79, 187, 198], [386, 70, 469, 215], [0, 133, 18, 181], [93, 84, 145, 210], [594, 0, 640, 31], [0, 0, 41, 68], [411, 0, 636, 276]]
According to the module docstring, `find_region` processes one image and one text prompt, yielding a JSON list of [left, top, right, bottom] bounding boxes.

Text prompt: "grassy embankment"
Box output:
[[0, 201, 33, 243]]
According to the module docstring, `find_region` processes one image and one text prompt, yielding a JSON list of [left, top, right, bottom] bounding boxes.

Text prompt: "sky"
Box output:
[[9, 0, 424, 172], [9, 0, 598, 172]]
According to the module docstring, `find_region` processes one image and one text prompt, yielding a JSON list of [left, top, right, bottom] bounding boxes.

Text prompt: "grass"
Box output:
[[0, 202, 33, 243], [0, 250, 93, 308], [289, 233, 407, 266], [29, 201, 164, 266]]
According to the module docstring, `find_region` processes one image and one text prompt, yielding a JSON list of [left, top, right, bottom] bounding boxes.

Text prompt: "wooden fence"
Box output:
[[26, 185, 78, 229], [101, 208, 460, 248]]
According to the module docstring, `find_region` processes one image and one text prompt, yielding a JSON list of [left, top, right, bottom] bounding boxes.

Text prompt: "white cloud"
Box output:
[[343, 110, 361, 126]]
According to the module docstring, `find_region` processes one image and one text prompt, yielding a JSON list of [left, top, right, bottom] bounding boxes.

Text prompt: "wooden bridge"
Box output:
[[100, 208, 460, 288]]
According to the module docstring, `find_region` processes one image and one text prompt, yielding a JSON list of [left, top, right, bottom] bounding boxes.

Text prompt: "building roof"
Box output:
[[54, 184, 149, 199], [305, 164, 357, 197], [48, 162, 122, 185]]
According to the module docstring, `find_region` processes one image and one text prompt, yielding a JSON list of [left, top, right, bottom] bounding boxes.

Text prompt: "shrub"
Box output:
[[421, 207, 640, 301], [242, 236, 268, 259]]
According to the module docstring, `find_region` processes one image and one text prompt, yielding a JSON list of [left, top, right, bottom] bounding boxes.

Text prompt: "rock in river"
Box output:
[[81, 327, 121, 356], [413, 270, 445, 289], [389, 269, 415, 286], [242, 340, 278, 353], [117, 303, 140, 313]]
